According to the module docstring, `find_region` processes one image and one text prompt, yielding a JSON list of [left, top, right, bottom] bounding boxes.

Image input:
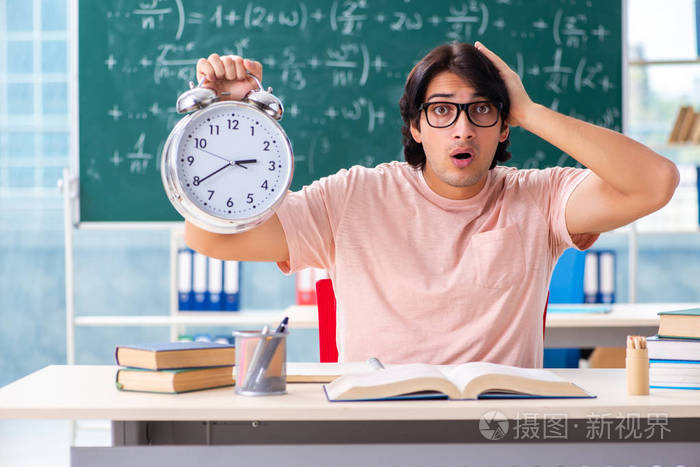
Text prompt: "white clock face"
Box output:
[[175, 103, 292, 220]]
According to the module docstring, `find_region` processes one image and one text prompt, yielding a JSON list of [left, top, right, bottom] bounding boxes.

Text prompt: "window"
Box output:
[[627, 0, 700, 144], [0, 0, 70, 202]]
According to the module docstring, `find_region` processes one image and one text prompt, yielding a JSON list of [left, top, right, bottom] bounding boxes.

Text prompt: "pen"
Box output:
[[248, 317, 289, 391], [241, 325, 269, 390], [273, 316, 289, 334]]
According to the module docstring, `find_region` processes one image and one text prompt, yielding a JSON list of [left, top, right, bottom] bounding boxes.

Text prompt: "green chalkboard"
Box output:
[[78, 0, 622, 223]]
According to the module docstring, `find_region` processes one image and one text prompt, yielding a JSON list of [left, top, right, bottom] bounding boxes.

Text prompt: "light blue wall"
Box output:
[[0, 218, 317, 386]]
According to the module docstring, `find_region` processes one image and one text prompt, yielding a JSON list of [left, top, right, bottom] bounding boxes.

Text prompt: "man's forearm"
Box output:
[[520, 103, 679, 202], [184, 217, 290, 262]]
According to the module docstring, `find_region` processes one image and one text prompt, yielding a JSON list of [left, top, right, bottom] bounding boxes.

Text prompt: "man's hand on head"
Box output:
[[474, 42, 535, 129]]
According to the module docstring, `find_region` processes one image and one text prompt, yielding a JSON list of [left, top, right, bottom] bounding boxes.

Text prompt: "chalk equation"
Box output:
[[83, 0, 622, 188], [118, 1, 610, 46]]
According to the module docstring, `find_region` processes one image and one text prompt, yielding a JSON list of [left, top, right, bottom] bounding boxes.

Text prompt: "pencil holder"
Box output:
[[233, 330, 288, 396], [626, 347, 649, 396]]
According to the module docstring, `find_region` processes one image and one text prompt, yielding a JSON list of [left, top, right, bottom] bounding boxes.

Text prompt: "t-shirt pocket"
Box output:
[[470, 225, 526, 289]]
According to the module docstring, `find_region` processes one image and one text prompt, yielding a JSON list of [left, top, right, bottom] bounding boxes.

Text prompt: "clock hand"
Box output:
[[234, 159, 258, 169], [196, 147, 231, 164], [195, 162, 232, 185]]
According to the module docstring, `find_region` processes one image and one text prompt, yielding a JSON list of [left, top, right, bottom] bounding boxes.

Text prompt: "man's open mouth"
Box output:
[[452, 152, 472, 160]]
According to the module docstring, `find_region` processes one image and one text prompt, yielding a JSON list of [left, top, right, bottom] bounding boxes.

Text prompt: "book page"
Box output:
[[287, 362, 371, 377], [342, 363, 448, 387], [287, 362, 373, 381], [443, 362, 565, 394], [325, 363, 454, 400]]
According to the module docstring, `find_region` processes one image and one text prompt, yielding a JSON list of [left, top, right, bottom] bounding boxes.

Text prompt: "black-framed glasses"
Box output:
[[418, 101, 502, 128]]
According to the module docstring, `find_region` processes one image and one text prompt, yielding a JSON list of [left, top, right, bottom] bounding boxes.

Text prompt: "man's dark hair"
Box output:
[[399, 43, 511, 170]]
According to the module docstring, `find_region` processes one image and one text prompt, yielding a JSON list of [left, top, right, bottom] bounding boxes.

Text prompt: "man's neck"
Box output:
[[421, 168, 489, 200]]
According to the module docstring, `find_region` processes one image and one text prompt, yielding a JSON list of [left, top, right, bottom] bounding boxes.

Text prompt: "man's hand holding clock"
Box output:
[[196, 54, 264, 103], [161, 53, 294, 235]]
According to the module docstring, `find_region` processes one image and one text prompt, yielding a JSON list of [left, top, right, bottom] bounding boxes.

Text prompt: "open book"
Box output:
[[324, 362, 594, 401]]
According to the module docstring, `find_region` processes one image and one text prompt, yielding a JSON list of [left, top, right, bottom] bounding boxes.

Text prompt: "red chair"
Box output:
[[316, 278, 548, 363], [316, 278, 339, 363]]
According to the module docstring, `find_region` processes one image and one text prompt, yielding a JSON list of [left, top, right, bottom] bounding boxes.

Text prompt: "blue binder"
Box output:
[[597, 250, 616, 304], [207, 257, 224, 311], [177, 248, 194, 311], [545, 248, 616, 368], [549, 248, 586, 303], [191, 251, 208, 310], [545, 248, 585, 369], [583, 250, 599, 304], [223, 260, 240, 311], [581, 250, 616, 304]]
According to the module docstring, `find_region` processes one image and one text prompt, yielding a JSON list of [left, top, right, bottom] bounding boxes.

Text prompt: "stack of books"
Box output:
[[115, 341, 236, 394], [648, 309, 700, 390], [668, 105, 700, 144]]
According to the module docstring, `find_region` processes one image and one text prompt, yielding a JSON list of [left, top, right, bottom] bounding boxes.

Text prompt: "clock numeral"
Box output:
[[193, 176, 201, 186], [263, 141, 270, 151], [250, 126, 255, 136], [207, 190, 215, 200], [227, 119, 239, 130], [227, 197, 234, 208], [209, 125, 220, 135], [261, 180, 268, 190], [194, 137, 207, 149], [268, 161, 276, 171], [186, 156, 194, 166], [246, 193, 254, 204]]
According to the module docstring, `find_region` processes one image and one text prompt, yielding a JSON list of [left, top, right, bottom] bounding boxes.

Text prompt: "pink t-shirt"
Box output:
[[276, 162, 598, 367]]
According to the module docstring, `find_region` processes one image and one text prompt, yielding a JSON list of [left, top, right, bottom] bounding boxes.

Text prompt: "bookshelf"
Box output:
[[73, 308, 318, 328], [628, 59, 700, 66]]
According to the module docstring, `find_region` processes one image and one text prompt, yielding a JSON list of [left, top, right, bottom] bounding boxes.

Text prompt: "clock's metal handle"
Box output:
[[183, 73, 283, 120], [177, 78, 219, 114], [245, 72, 264, 93], [242, 73, 284, 121]]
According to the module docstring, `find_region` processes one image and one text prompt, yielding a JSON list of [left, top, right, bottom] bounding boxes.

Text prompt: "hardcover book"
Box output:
[[115, 341, 236, 370], [649, 359, 700, 390], [647, 335, 700, 361], [116, 366, 234, 394], [658, 309, 700, 340]]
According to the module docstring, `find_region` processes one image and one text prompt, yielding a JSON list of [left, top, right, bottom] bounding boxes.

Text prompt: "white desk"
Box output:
[[1, 365, 700, 466]]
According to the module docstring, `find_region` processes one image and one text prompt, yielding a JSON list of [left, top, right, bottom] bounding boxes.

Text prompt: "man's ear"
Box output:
[[410, 121, 422, 144], [499, 122, 509, 143]]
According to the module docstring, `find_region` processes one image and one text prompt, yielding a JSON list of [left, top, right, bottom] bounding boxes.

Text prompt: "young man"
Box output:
[[187, 42, 678, 367]]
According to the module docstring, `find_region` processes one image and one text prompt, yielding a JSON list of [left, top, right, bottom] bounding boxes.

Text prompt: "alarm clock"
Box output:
[[161, 74, 294, 233]]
